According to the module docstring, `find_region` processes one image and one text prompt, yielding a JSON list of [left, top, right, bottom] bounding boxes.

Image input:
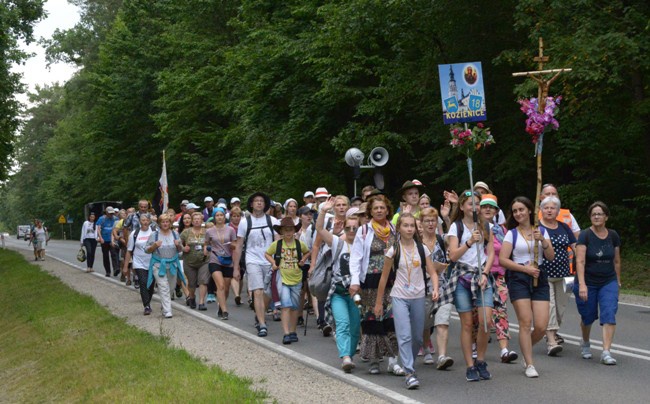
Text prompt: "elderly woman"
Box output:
[[575, 202, 621, 365], [349, 194, 403, 376], [539, 196, 577, 355], [145, 213, 184, 318]]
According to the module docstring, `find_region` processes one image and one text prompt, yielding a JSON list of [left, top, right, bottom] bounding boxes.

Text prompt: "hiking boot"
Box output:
[[581, 342, 593, 359], [289, 332, 299, 342], [475, 360, 491, 380], [188, 298, 197, 309], [282, 334, 292, 345], [601, 350, 617, 365], [436, 355, 454, 370], [175, 285, 182, 298], [321, 323, 332, 337], [466, 366, 480, 382]]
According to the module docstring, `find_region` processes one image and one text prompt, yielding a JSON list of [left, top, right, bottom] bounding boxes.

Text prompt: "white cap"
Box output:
[[204, 196, 214, 203], [217, 203, 227, 209], [106, 206, 115, 214], [186, 203, 200, 210], [303, 191, 315, 198], [230, 197, 241, 204]]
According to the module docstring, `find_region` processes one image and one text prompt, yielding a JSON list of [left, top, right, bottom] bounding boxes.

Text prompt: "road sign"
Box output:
[[58, 215, 67, 224]]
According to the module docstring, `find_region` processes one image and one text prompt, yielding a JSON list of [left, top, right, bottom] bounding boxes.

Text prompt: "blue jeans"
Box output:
[[392, 296, 425, 375], [330, 292, 360, 358]]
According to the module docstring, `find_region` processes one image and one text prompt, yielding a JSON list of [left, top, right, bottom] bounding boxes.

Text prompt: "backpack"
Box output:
[[308, 240, 344, 301], [152, 229, 179, 251], [241, 214, 274, 266], [129, 228, 140, 253], [454, 219, 490, 248], [273, 239, 303, 267], [509, 226, 546, 260]]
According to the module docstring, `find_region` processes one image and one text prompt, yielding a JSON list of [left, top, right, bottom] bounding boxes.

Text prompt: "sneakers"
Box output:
[[581, 342, 593, 359], [282, 334, 292, 345], [466, 366, 480, 382], [555, 333, 565, 344], [321, 323, 333, 337], [163, 312, 173, 319], [175, 286, 182, 298], [257, 325, 268, 337], [369, 362, 380, 374], [206, 293, 216, 303], [297, 316, 304, 326], [120, 274, 126, 282], [547, 344, 563, 356], [198, 304, 207, 311], [248, 298, 254, 310], [601, 350, 617, 365], [405, 374, 420, 390], [525, 364, 539, 378], [221, 312, 229, 320], [143, 306, 152, 316], [423, 353, 435, 365], [388, 358, 405, 376], [289, 332, 299, 343], [501, 350, 519, 363], [436, 355, 454, 370], [235, 295, 242, 306], [471, 343, 478, 359], [341, 357, 355, 373], [188, 298, 197, 309], [475, 360, 491, 380], [273, 312, 281, 322]]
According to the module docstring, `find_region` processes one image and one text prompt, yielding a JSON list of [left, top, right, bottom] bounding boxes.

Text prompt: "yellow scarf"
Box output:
[[371, 220, 391, 242]]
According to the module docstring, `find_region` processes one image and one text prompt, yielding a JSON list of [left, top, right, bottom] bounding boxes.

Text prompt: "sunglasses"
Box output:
[[344, 226, 359, 232]]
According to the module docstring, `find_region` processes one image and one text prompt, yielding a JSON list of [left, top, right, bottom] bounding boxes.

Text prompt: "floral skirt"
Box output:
[[359, 288, 398, 360]]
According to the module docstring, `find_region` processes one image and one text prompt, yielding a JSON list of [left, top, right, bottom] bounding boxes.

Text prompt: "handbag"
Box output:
[[77, 247, 87, 262]]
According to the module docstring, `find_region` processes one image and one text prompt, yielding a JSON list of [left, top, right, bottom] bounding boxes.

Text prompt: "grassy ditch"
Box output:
[[0, 249, 266, 402]]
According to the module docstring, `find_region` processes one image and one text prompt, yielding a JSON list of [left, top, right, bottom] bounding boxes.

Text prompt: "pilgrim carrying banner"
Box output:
[[438, 62, 487, 124]]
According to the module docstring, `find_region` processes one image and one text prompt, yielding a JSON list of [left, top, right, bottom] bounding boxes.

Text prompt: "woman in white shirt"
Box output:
[[80, 212, 98, 272], [499, 196, 555, 378], [124, 214, 154, 315]]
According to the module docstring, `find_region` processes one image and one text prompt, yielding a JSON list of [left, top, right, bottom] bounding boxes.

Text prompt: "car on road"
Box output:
[[17, 225, 31, 240]]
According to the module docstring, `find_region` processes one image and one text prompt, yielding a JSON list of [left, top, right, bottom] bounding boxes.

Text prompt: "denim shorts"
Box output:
[[453, 282, 494, 313], [574, 279, 618, 326], [280, 282, 302, 310], [507, 270, 550, 302]]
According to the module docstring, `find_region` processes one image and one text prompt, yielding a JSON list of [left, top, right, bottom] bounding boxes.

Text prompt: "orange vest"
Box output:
[[538, 208, 576, 274]]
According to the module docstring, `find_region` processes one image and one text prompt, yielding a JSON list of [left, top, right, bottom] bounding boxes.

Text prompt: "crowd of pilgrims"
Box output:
[[79, 180, 622, 389]]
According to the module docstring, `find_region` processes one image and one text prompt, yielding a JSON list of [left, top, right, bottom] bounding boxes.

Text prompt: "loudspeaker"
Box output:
[[369, 147, 389, 167], [345, 148, 365, 167]]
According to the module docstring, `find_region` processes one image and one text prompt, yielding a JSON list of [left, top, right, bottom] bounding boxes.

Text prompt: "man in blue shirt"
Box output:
[[97, 206, 120, 277]]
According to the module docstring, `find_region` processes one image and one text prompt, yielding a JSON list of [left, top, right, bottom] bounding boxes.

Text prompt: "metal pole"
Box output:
[[465, 123, 489, 333]]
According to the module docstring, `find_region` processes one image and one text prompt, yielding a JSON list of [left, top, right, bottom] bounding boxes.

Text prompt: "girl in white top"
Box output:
[[446, 191, 494, 382], [375, 213, 439, 389], [80, 212, 98, 272], [499, 196, 555, 378]]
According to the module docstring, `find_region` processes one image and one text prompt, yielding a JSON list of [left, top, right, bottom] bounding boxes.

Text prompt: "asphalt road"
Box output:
[[6, 237, 650, 403]]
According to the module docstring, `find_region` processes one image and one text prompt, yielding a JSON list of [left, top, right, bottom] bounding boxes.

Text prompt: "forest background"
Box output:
[[1, 0, 649, 250]]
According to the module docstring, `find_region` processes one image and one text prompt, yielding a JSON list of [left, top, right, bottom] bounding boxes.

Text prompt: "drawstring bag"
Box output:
[[77, 247, 87, 262]]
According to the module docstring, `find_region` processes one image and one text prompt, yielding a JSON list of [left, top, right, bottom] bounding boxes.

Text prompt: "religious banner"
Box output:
[[438, 62, 487, 124]]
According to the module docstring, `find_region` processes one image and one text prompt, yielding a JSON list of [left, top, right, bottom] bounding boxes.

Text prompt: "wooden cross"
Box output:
[[512, 37, 571, 284]]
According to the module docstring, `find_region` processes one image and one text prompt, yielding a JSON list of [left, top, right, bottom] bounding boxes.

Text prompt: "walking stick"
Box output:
[[304, 303, 309, 336], [467, 152, 489, 334]]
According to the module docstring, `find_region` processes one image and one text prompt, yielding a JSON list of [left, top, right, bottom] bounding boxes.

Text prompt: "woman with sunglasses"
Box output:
[[316, 197, 361, 373], [574, 202, 621, 365], [499, 196, 555, 378], [439, 190, 495, 382]]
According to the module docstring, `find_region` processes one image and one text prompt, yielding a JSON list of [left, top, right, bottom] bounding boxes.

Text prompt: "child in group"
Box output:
[[265, 217, 310, 344], [375, 213, 439, 390]]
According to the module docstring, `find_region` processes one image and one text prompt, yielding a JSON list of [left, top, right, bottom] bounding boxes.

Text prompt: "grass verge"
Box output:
[[0, 249, 266, 403], [621, 251, 650, 295]]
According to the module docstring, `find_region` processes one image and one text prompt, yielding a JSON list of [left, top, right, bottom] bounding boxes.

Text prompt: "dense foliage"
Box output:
[[1, 0, 648, 244]]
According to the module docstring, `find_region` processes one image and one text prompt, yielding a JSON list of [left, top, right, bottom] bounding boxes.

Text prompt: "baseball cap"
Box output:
[[106, 206, 115, 214], [303, 191, 315, 198], [230, 197, 241, 204], [480, 194, 499, 209], [180, 199, 189, 206], [204, 196, 214, 203]]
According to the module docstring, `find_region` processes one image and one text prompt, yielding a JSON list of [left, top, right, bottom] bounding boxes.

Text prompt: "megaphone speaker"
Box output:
[[369, 147, 389, 167]]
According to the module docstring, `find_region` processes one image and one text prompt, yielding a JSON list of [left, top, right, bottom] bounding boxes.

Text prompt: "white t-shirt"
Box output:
[[128, 228, 153, 269], [237, 214, 280, 265], [386, 243, 431, 299], [447, 221, 487, 266], [503, 228, 550, 265]]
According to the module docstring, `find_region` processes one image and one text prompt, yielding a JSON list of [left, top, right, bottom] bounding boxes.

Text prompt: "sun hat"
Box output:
[[272, 217, 302, 233], [346, 207, 360, 217], [247, 192, 271, 213], [314, 187, 330, 199], [474, 181, 492, 194], [397, 180, 425, 200], [479, 194, 499, 209]]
